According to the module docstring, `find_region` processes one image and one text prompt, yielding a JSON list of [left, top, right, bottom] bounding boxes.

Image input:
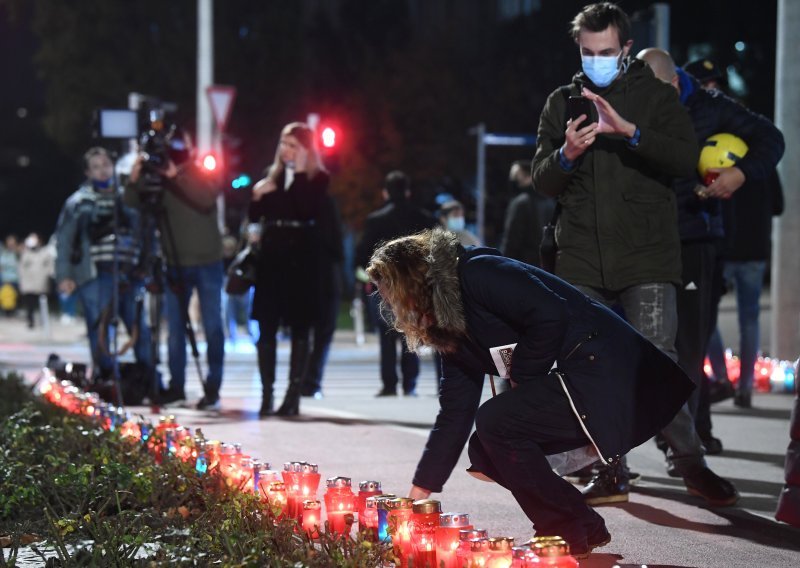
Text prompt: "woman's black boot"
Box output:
[[277, 332, 309, 416], [257, 339, 277, 417]]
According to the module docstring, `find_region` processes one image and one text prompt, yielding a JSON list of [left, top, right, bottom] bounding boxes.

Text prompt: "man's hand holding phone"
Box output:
[[563, 96, 599, 162]]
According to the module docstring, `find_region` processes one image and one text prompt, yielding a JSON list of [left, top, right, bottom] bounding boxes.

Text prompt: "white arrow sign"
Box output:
[[206, 85, 237, 133]]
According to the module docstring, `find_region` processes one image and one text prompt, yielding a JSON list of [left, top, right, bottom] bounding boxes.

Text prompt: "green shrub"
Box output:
[[0, 373, 394, 566]]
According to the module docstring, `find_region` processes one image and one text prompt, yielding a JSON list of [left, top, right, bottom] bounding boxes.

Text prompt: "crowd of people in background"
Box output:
[[3, 6, 784, 495]]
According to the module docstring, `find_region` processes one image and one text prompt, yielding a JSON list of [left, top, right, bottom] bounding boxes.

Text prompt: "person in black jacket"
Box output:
[[500, 160, 555, 267], [249, 122, 333, 417], [367, 228, 698, 558], [300, 196, 345, 399], [639, 49, 785, 436], [355, 171, 437, 396]]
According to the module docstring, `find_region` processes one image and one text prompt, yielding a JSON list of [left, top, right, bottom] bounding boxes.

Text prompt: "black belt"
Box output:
[[264, 220, 315, 228]]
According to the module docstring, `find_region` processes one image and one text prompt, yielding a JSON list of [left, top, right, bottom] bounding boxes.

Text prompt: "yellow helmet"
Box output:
[[698, 133, 748, 179]]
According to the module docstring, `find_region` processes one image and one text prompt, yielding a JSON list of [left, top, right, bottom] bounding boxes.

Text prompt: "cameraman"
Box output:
[[125, 130, 225, 411], [54, 146, 154, 381]]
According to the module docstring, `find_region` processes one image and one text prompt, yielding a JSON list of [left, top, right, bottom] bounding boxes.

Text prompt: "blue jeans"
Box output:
[[723, 261, 766, 395], [75, 270, 152, 374], [165, 261, 225, 396], [223, 284, 252, 343], [576, 283, 707, 476]]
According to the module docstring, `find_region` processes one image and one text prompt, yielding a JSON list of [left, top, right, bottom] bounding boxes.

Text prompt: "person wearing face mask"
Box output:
[[54, 146, 153, 381], [248, 122, 336, 417], [532, 3, 738, 509], [18, 233, 54, 328], [438, 200, 480, 247]]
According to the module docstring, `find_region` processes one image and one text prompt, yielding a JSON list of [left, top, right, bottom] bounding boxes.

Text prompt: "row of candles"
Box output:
[[38, 370, 581, 567], [704, 352, 796, 393]]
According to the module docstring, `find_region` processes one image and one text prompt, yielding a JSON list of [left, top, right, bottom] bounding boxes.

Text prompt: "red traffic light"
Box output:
[[201, 153, 218, 172], [321, 127, 337, 149]]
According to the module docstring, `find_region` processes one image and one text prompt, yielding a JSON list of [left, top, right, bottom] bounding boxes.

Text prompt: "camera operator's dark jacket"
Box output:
[[532, 58, 698, 291], [411, 236, 694, 493], [125, 164, 223, 267], [673, 68, 785, 242], [54, 182, 141, 287]]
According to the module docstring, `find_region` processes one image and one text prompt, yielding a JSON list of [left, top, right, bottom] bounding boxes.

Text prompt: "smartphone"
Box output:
[[567, 96, 594, 123]]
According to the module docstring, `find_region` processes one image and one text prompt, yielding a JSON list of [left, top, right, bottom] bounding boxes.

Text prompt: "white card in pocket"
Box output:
[[489, 343, 517, 378]]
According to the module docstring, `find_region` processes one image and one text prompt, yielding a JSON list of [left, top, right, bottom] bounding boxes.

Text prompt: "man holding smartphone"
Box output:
[[532, 2, 738, 508]]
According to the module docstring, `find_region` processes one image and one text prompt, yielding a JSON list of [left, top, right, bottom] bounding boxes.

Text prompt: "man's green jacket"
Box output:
[[532, 58, 698, 291]]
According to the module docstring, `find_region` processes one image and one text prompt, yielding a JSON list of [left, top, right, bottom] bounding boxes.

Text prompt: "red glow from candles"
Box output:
[[302, 500, 322, 538]]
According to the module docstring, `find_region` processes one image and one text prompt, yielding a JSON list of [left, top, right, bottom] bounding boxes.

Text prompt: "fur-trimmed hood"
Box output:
[[426, 229, 467, 335]]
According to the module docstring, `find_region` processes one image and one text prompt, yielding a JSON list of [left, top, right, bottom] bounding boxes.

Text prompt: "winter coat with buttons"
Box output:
[[411, 239, 694, 493]]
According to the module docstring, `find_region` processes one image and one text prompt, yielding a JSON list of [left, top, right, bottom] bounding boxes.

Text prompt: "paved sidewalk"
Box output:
[[1, 310, 799, 567]]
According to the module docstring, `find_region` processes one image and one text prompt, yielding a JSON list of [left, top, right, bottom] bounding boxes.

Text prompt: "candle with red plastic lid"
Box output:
[[435, 513, 472, 568], [410, 499, 442, 568], [357, 480, 382, 527], [324, 476, 356, 536]]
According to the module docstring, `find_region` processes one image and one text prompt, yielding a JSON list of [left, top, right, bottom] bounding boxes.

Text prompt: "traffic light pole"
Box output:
[[470, 125, 537, 245]]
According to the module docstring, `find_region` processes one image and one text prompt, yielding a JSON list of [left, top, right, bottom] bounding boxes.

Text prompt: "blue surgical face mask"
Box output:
[[446, 216, 465, 232], [581, 52, 622, 88], [91, 178, 113, 190]]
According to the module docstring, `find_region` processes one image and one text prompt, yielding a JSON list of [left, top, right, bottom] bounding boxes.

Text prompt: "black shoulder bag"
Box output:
[[539, 203, 561, 274]]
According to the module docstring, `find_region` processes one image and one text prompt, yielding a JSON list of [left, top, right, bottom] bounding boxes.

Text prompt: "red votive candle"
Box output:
[[298, 463, 322, 505], [529, 537, 578, 568], [265, 481, 288, 517], [487, 537, 514, 568], [362, 496, 380, 541], [436, 513, 472, 568], [387, 497, 415, 564], [410, 499, 442, 568], [324, 476, 356, 536], [357, 480, 382, 525], [457, 529, 488, 567], [282, 462, 303, 519], [302, 499, 322, 538], [468, 537, 491, 567]]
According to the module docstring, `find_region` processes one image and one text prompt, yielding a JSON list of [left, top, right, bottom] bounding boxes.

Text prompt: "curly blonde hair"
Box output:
[[366, 229, 464, 353]]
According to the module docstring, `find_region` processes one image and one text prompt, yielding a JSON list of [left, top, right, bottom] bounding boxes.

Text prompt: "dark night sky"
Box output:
[[0, 0, 779, 242]]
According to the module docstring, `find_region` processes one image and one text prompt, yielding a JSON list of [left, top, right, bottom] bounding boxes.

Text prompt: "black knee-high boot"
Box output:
[[257, 338, 277, 417], [277, 331, 309, 416]]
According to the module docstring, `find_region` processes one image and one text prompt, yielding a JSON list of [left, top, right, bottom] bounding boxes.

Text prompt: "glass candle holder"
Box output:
[[302, 499, 322, 538], [298, 463, 322, 505], [457, 529, 488, 568], [324, 476, 356, 536], [251, 460, 271, 494], [357, 480, 382, 528], [265, 481, 288, 517], [387, 498, 415, 564], [119, 420, 141, 441], [282, 462, 303, 519], [487, 537, 515, 568], [436, 513, 472, 568], [205, 440, 221, 471], [410, 499, 442, 568], [374, 494, 397, 542], [530, 537, 578, 568], [257, 468, 282, 501], [194, 439, 208, 475], [467, 537, 491, 567], [510, 546, 534, 567], [362, 496, 380, 541]]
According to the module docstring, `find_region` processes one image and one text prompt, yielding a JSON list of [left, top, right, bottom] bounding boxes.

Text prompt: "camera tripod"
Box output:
[[137, 190, 206, 410]]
